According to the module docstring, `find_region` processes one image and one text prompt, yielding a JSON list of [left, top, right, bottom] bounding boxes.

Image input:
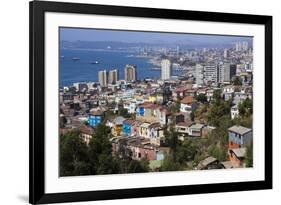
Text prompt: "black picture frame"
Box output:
[[29, 1, 272, 204]]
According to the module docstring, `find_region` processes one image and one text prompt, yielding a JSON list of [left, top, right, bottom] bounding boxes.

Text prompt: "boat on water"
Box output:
[[72, 57, 80, 61], [90, 61, 99, 64]]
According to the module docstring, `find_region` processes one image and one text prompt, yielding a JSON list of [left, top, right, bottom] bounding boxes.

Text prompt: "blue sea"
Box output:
[[60, 49, 161, 87]]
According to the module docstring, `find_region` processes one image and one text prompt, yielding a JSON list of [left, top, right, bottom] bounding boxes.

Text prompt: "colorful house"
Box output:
[[136, 103, 160, 123], [122, 119, 135, 136], [88, 110, 104, 127], [111, 116, 126, 137], [228, 125, 252, 149], [148, 123, 164, 145]]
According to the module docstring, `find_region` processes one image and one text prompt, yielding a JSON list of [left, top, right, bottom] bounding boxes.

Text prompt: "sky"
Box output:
[[60, 27, 253, 45]]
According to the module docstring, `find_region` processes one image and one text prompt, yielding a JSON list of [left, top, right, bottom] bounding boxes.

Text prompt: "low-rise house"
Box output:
[[228, 125, 252, 149], [172, 86, 189, 100], [189, 123, 204, 137], [139, 122, 151, 138], [197, 156, 224, 170], [111, 116, 126, 137], [229, 148, 246, 167], [231, 104, 239, 119], [180, 96, 197, 113], [88, 110, 104, 127], [148, 123, 164, 146], [233, 92, 252, 105], [123, 100, 137, 114], [79, 124, 94, 145], [224, 91, 234, 101], [156, 107, 171, 125], [206, 89, 214, 102], [136, 103, 160, 123], [175, 121, 194, 139], [131, 120, 142, 137], [122, 119, 136, 137]]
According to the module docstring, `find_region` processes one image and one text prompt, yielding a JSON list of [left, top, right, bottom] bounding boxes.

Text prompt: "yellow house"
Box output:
[[111, 116, 126, 137], [148, 95, 157, 103]]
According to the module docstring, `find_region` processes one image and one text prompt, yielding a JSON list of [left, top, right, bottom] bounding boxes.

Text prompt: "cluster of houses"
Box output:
[[197, 125, 253, 170], [59, 76, 253, 170]]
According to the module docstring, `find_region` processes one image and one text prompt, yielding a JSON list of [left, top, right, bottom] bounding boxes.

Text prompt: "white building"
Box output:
[[223, 48, 229, 58], [231, 104, 239, 119], [98, 70, 108, 86], [108, 69, 119, 85], [204, 64, 218, 83], [242, 41, 249, 50], [195, 64, 204, 86], [73, 82, 88, 92], [124, 64, 137, 82], [161, 59, 172, 80]]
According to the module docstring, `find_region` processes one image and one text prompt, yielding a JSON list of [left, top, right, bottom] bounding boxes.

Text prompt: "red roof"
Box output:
[[174, 86, 189, 93], [140, 102, 160, 109], [180, 96, 195, 104]]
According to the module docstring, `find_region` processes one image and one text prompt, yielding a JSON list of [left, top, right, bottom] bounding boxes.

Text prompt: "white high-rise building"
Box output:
[[124, 64, 137, 82], [204, 64, 218, 83], [223, 48, 229, 58], [235, 42, 242, 52], [195, 64, 204, 86], [242, 41, 249, 50], [98, 70, 108, 86], [161, 59, 172, 80], [236, 41, 249, 51], [108, 69, 119, 84]]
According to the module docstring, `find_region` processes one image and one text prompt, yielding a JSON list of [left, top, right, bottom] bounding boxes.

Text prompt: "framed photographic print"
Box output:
[[29, 0, 272, 204]]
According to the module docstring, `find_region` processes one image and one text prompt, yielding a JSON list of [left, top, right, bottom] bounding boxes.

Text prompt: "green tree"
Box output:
[[196, 93, 207, 103], [88, 123, 120, 175], [127, 159, 149, 173], [118, 108, 131, 118], [60, 130, 90, 176], [208, 143, 227, 162], [212, 89, 222, 105], [169, 100, 180, 113], [238, 98, 253, 117], [175, 139, 197, 164], [232, 76, 242, 86], [160, 155, 182, 171], [245, 141, 253, 167]]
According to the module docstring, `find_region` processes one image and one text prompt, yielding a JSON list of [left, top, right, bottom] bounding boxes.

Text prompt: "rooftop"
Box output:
[[230, 148, 246, 158], [180, 96, 195, 104], [197, 156, 218, 170], [176, 121, 194, 127], [228, 125, 252, 135], [113, 116, 126, 125]]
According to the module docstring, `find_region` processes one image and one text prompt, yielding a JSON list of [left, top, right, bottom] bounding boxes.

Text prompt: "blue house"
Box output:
[[228, 125, 252, 149], [136, 106, 145, 117], [88, 110, 104, 127], [122, 119, 135, 136]]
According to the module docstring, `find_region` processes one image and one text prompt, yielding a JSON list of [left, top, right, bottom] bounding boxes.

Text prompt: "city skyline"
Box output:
[[60, 27, 253, 46]]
